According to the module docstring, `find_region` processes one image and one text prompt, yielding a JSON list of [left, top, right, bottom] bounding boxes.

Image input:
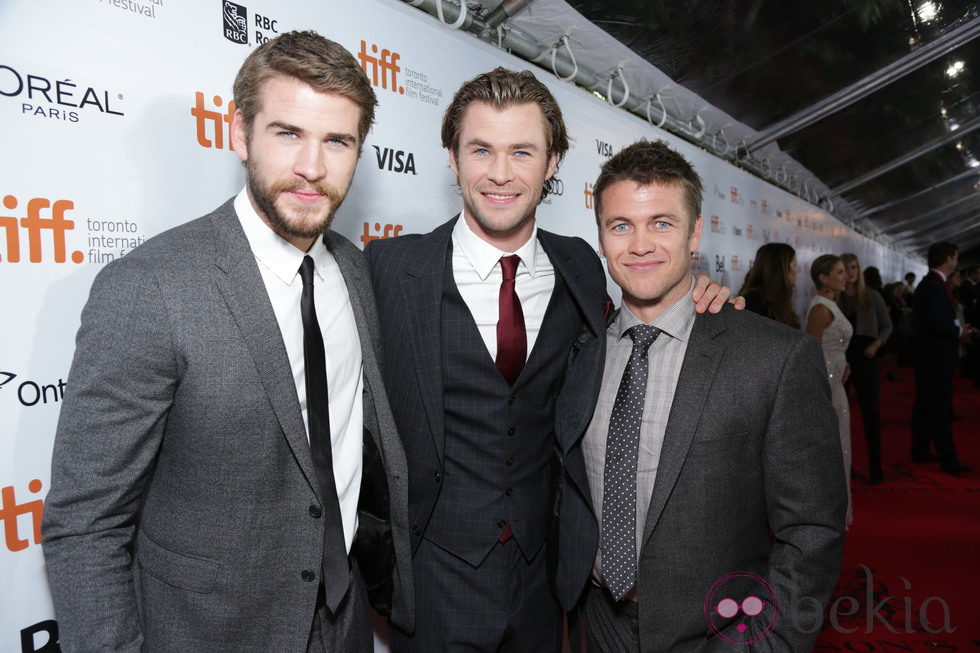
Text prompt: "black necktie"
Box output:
[[601, 323, 661, 600], [299, 255, 349, 612]]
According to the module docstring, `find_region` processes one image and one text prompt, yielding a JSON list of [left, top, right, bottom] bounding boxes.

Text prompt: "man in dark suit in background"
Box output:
[[571, 140, 846, 650], [911, 242, 977, 475], [42, 32, 413, 652], [367, 68, 733, 652], [958, 265, 980, 385]]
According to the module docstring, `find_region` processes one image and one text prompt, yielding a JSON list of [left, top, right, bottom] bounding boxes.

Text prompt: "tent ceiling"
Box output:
[[563, 0, 980, 264]]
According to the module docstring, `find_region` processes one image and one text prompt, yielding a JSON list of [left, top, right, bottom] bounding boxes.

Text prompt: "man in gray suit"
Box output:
[[571, 140, 846, 650], [42, 31, 413, 652]]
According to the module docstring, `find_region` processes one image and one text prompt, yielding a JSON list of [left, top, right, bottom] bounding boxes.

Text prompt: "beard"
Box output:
[[245, 157, 346, 240]]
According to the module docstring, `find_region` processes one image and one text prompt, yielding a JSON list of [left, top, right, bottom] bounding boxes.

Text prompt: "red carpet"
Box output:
[[814, 369, 980, 651]]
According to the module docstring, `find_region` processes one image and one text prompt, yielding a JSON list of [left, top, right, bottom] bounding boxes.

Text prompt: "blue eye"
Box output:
[[278, 131, 297, 139], [611, 223, 630, 232]]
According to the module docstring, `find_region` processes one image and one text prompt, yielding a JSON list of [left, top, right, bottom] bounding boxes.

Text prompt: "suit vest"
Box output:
[[424, 246, 580, 566]]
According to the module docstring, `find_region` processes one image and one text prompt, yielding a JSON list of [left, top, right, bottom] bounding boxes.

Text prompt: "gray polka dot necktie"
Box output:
[[601, 323, 661, 600]]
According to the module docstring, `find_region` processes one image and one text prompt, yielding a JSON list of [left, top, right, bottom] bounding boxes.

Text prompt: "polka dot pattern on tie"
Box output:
[[600, 324, 661, 601]]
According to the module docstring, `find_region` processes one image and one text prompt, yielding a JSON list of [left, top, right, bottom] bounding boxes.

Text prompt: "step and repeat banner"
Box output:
[[0, 0, 922, 650]]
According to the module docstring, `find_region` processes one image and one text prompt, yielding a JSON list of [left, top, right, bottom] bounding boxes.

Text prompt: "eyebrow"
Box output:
[[464, 139, 539, 151]]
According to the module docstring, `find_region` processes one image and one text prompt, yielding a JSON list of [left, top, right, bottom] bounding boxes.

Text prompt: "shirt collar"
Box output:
[[452, 210, 540, 281], [614, 276, 697, 344], [235, 188, 331, 285], [930, 268, 947, 282]]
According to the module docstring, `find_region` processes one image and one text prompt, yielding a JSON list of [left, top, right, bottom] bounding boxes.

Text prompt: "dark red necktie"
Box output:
[[495, 255, 526, 386]]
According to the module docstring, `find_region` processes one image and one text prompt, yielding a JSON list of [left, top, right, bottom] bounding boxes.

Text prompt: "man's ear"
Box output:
[[689, 214, 703, 253], [230, 110, 249, 163], [448, 146, 459, 177], [545, 152, 558, 181]]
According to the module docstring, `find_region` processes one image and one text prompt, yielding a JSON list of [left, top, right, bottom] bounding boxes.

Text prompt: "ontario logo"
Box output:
[[357, 39, 442, 105]]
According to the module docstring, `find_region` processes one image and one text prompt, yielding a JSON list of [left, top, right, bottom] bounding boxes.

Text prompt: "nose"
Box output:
[[628, 228, 657, 257], [293, 141, 327, 182], [486, 153, 514, 185]]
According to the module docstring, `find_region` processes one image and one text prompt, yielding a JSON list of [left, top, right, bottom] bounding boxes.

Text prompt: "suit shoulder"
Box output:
[[540, 229, 598, 259], [97, 213, 215, 280], [724, 303, 809, 352]]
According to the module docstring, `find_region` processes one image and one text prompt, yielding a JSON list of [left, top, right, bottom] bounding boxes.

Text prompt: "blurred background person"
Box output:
[[958, 266, 979, 386], [905, 272, 917, 294], [738, 242, 801, 329], [911, 242, 974, 476], [881, 282, 909, 381], [838, 253, 892, 485], [806, 254, 853, 526]]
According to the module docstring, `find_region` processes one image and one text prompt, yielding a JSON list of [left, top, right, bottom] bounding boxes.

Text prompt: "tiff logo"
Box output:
[[584, 182, 595, 210], [192, 92, 236, 150], [1, 195, 83, 264], [710, 216, 721, 233], [361, 222, 403, 247], [0, 479, 44, 552], [357, 41, 404, 95]]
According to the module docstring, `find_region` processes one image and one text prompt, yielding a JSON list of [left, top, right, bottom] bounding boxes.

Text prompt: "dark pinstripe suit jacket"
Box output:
[[365, 216, 607, 611]]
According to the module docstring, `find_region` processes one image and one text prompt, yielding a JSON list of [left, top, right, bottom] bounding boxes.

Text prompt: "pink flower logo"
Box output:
[[703, 571, 779, 644]]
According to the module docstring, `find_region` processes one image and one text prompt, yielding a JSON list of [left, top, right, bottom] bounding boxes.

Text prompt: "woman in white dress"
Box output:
[[805, 254, 853, 527]]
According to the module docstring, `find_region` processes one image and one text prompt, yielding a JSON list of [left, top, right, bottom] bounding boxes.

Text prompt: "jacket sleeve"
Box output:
[[709, 335, 846, 651], [913, 279, 961, 341], [871, 289, 893, 343], [41, 256, 178, 653]]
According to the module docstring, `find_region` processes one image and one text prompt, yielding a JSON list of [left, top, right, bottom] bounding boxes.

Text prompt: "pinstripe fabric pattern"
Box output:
[[583, 280, 696, 583]]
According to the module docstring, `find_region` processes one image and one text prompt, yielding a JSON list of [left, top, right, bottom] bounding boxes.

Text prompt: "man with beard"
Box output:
[[42, 32, 413, 652], [366, 68, 733, 652]]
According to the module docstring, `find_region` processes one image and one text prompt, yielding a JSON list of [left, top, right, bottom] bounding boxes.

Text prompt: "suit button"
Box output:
[[309, 505, 322, 518], [505, 488, 513, 496], [506, 457, 514, 466], [434, 471, 441, 483], [497, 520, 506, 528], [507, 427, 516, 436], [301, 569, 316, 582], [508, 395, 516, 404], [412, 524, 421, 536]]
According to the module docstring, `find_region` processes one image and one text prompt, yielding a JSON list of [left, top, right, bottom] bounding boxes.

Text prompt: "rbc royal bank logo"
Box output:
[[223, 0, 248, 44]]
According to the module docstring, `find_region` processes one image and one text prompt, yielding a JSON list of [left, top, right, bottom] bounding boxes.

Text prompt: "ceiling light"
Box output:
[[916, 1, 939, 23], [945, 60, 965, 78]]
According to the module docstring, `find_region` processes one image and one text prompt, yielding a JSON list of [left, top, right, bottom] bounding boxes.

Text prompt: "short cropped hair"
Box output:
[[441, 67, 569, 197], [593, 139, 703, 234], [233, 31, 377, 146], [927, 242, 958, 269]]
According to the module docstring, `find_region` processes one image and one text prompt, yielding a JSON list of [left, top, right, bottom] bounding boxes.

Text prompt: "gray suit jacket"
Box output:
[[42, 199, 414, 652], [568, 304, 846, 651]]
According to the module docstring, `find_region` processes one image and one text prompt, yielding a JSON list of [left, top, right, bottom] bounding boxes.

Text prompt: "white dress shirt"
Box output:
[[235, 189, 362, 553], [451, 212, 555, 361]]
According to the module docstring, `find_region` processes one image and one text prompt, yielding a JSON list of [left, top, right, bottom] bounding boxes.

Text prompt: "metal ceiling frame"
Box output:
[[891, 208, 980, 246], [745, 16, 980, 153], [856, 168, 980, 219], [880, 191, 980, 233], [902, 218, 980, 249], [829, 115, 980, 196]]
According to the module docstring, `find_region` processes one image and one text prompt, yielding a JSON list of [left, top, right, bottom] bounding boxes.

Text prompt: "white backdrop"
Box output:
[[0, 0, 923, 650]]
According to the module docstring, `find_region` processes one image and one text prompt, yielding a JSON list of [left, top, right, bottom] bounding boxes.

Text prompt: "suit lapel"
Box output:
[[402, 218, 455, 463], [210, 205, 320, 502], [641, 310, 728, 550], [538, 230, 605, 340], [326, 232, 383, 452]]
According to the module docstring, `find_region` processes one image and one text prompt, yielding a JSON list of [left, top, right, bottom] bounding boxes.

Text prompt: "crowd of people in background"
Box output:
[[739, 241, 980, 527]]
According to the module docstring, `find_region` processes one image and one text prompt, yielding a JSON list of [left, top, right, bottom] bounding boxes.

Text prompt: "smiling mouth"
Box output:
[[625, 261, 665, 271], [482, 192, 521, 204]]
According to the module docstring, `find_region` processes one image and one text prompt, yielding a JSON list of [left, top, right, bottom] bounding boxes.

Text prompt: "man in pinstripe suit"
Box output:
[[367, 69, 732, 652]]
